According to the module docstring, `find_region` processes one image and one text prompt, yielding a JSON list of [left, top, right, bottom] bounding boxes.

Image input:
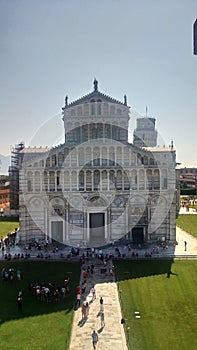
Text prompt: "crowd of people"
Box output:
[[28, 277, 70, 303], [0, 230, 17, 248], [1, 234, 177, 264], [2, 267, 22, 281]]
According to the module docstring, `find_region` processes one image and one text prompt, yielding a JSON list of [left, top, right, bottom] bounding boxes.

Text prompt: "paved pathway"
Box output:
[[69, 259, 128, 350], [175, 226, 197, 255], [179, 206, 197, 215], [175, 206, 197, 256]]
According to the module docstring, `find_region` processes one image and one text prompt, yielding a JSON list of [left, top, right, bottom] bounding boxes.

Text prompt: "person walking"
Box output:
[[17, 293, 23, 312], [92, 330, 98, 349], [100, 296, 104, 312], [85, 302, 90, 319], [184, 241, 187, 251], [77, 285, 82, 295], [75, 293, 81, 308], [81, 302, 86, 319], [16, 269, 21, 280], [81, 282, 86, 294], [90, 263, 94, 274], [91, 286, 96, 301]]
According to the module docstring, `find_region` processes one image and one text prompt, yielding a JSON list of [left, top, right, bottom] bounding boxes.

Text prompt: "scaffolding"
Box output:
[[9, 142, 25, 210]]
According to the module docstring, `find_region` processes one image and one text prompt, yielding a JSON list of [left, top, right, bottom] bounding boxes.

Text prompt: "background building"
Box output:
[[17, 81, 178, 247], [179, 166, 197, 195], [133, 115, 157, 148], [0, 179, 10, 214]]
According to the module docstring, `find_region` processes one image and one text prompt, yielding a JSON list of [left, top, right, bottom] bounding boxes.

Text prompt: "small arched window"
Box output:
[[79, 171, 84, 191], [110, 105, 115, 115], [90, 99, 95, 115], [97, 99, 102, 115]]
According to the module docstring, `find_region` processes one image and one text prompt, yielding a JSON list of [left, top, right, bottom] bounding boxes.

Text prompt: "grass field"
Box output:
[[115, 259, 197, 350], [0, 260, 80, 350], [0, 217, 19, 239], [176, 214, 197, 238]]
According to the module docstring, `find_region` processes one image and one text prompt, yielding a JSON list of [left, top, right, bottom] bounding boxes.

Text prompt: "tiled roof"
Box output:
[[142, 146, 176, 152], [20, 147, 51, 154], [178, 165, 197, 169]]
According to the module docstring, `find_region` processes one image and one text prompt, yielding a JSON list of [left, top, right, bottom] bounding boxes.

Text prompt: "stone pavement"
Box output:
[[69, 259, 128, 350]]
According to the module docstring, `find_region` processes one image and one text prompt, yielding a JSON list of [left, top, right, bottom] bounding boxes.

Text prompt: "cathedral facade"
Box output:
[[18, 81, 178, 247]]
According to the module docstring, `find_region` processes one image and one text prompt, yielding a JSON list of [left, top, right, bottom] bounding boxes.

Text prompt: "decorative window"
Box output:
[[57, 171, 61, 191], [49, 172, 55, 191], [97, 99, 102, 115], [153, 169, 160, 190], [94, 170, 100, 190], [110, 105, 115, 115], [27, 171, 33, 192], [139, 169, 145, 190], [86, 171, 92, 191], [27, 180, 32, 192], [51, 207, 64, 216], [79, 171, 84, 190], [71, 171, 77, 191], [109, 147, 115, 166], [77, 106, 82, 116], [131, 170, 137, 190], [34, 171, 41, 192], [161, 169, 168, 189], [78, 148, 85, 166], [116, 170, 122, 190], [90, 99, 95, 115], [146, 169, 153, 190]]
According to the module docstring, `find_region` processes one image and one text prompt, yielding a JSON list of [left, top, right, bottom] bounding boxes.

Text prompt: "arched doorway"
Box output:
[[132, 227, 144, 244], [87, 196, 107, 246], [89, 213, 105, 244]]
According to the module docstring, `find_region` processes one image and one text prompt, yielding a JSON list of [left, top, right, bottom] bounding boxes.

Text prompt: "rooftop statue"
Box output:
[[94, 78, 98, 91]]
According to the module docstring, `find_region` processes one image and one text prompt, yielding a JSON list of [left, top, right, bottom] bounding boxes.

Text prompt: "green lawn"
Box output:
[[0, 260, 80, 350], [115, 259, 197, 350], [0, 217, 19, 239], [189, 204, 197, 211], [176, 214, 197, 238]]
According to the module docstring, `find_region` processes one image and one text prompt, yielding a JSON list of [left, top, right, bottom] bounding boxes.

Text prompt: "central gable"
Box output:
[[62, 79, 129, 111]]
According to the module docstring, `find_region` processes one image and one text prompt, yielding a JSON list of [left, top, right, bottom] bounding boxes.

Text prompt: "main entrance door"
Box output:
[[132, 227, 144, 244], [89, 213, 105, 246], [51, 221, 63, 243]]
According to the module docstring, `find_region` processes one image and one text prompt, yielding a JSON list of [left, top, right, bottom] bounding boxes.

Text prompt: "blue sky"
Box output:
[[0, 0, 197, 166]]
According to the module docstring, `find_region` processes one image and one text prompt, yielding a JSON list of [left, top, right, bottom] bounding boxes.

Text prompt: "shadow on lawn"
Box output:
[[0, 257, 178, 326], [0, 260, 80, 326], [114, 258, 176, 282]]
